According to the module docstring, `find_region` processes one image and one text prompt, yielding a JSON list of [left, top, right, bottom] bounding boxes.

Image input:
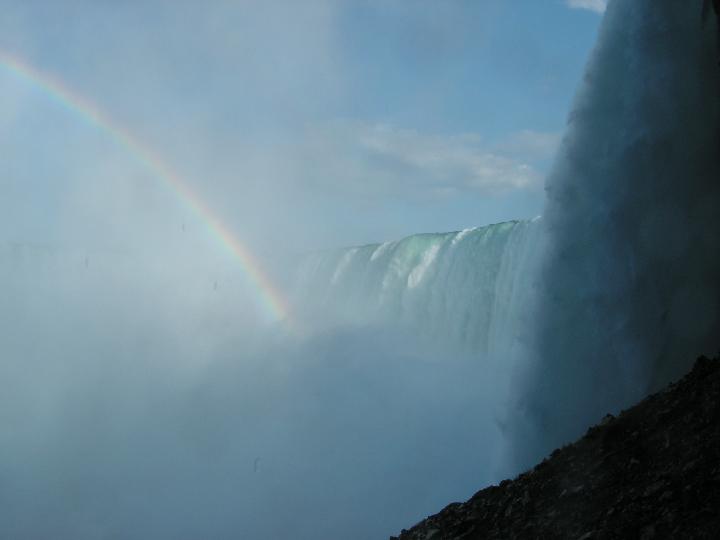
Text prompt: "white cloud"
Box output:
[[566, 0, 607, 14], [296, 121, 544, 201], [493, 130, 562, 162]]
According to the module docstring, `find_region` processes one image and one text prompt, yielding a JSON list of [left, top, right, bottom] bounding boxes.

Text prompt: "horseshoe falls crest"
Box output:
[[294, 219, 541, 360], [295, 0, 720, 469]]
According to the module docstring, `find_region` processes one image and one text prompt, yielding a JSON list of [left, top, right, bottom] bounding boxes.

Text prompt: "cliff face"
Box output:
[[391, 357, 720, 540]]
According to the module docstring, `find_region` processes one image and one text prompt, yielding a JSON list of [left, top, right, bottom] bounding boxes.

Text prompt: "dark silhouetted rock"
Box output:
[[391, 356, 720, 539]]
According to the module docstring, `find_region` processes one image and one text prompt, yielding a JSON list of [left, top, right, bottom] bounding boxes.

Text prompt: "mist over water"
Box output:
[[2, 0, 719, 538], [1, 243, 509, 539]]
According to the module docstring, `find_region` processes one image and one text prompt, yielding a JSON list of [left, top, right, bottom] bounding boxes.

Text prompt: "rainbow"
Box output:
[[0, 50, 289, 323]]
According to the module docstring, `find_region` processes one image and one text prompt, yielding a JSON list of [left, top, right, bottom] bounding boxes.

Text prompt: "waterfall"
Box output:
[[514, 0, 720, 465], [293, 219, 542, 361], [294, 0, 720, 472], [3, 2, 718, 538]]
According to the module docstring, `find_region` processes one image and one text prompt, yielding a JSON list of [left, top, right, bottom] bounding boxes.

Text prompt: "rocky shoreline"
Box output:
[[391, 356, 720, 539]]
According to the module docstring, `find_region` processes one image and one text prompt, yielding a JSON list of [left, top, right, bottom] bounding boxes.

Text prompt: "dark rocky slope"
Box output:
[[391, 357, 720, 539]]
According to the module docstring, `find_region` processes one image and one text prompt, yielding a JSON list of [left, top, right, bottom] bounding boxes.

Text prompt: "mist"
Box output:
[[4, 1, 564, 535], [5, 0, 715, 539], [1, 241, 516, 538]]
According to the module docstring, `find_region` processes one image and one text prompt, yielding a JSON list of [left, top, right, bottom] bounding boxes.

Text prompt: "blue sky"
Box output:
[[0, 0, 605, 254]]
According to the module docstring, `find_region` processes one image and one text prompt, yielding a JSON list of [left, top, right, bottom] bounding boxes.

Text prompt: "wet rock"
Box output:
[[643, 481, 665, 497], [391, 356, 720, 540], [640, 524, 656, 540]]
